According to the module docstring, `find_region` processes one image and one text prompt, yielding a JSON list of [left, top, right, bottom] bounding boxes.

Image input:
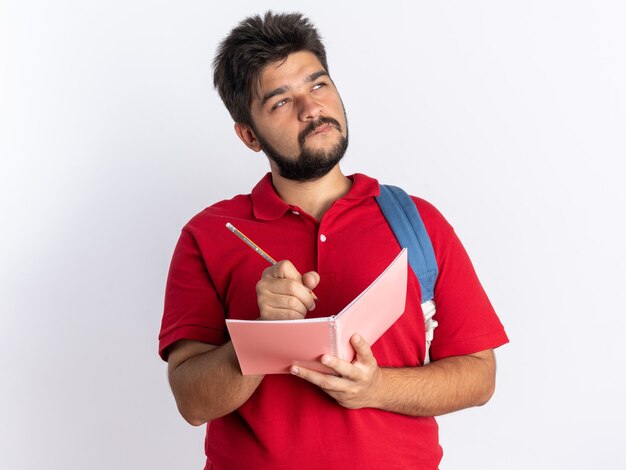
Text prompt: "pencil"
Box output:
[[225, 222, 277, 265], [225, 222, 318, 301]]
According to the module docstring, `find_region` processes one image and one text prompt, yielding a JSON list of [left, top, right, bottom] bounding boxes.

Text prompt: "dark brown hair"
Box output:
[[213, 11, 329, 126]]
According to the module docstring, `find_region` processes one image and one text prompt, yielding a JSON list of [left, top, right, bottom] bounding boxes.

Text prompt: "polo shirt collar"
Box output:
[[251, 172, 380, 221], [251, 173, 289, 221], [342, 173, 380, 200]]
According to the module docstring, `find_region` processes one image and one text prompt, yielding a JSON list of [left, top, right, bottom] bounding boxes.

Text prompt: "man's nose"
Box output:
[[297, 94, 323, 121]]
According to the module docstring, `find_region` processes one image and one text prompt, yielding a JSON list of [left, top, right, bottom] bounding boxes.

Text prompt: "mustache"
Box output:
[[298, 117, 342, 146]]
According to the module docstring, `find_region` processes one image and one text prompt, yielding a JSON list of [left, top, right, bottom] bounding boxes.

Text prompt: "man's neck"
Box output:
[[270, 165, 352, 221]]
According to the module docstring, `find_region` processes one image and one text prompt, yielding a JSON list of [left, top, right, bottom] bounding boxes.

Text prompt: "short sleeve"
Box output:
[[414, 200, 509, 360], [158, 228, 228, 361]]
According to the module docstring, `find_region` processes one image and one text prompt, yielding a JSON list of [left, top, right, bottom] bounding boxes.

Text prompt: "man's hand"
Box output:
[[291, 334, 497, 417], [290, 334, 383, 409], [256, 260, 320, 320]]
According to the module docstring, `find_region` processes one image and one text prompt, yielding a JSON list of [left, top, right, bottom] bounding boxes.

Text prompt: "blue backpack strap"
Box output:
[[375, 185, 438, 302]]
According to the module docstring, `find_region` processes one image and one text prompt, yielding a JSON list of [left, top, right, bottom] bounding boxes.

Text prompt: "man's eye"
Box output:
[[312, 82, 326, 91], [271, 99, 288, 110]]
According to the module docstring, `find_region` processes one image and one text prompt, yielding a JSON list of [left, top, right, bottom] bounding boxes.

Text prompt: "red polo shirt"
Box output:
[[159, 173, 508, 470]]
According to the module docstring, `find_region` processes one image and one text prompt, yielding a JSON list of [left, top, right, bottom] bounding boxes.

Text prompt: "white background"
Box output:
[[2, 1, 625, 468]]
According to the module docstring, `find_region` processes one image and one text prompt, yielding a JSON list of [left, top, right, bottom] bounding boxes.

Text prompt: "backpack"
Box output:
[[375, 185, 439, 364]]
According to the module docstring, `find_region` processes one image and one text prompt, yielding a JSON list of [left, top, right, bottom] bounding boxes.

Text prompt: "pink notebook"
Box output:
[[226, 249, 408, 375]]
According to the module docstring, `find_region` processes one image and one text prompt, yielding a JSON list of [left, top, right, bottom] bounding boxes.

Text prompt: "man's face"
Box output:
[[247, 51, 349, 181]]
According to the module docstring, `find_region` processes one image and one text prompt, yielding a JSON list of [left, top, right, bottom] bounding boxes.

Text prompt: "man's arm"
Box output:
[[291, 334, 496, 416], [167, 339, 263, 426], [376, 349, 496, 416], [167, 259, 320, 426], [255, 260, 496, 415]]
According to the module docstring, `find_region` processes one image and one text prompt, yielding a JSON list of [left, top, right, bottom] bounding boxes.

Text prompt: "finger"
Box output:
[[258, 304, 307, 320], [257, 290, 309, 320], [351, 334, 376, 365], [259, 262, 317, 310], [257, 277, 317, 314], [302, 271, 320, 301], [302, 271, 320, 291], [273, 277, 316, 307], [290, 364, 344, 392], [319, 354, 357, 380], [263, 260, 303, 281]]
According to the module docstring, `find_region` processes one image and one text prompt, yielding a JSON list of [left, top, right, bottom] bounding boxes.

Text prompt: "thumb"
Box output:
[[302, 271, 320, 291]]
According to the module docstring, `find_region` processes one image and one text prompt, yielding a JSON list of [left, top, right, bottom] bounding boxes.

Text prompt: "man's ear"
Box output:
[[234, 123, 262, 152]]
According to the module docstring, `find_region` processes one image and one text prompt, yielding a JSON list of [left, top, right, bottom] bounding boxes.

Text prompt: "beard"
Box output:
[[254, 116, 349, 182]]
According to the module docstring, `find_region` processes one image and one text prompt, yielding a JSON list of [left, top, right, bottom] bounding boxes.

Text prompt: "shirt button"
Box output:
[[320, 234, 327, 242]]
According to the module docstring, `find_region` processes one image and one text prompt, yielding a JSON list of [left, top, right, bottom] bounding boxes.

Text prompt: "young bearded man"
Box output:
[[158, 11, 509, 470]]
